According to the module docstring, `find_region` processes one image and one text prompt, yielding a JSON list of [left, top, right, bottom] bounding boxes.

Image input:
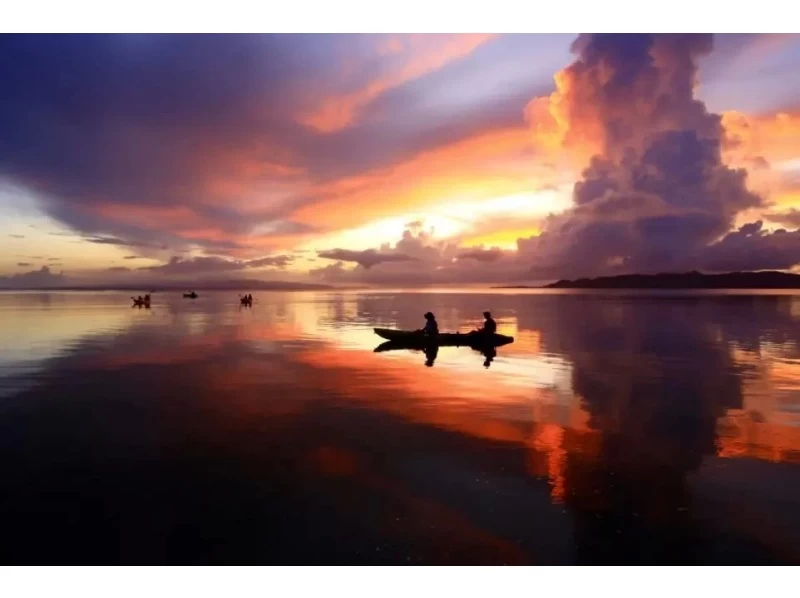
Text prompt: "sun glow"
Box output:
[[302, 186, 571, 255]]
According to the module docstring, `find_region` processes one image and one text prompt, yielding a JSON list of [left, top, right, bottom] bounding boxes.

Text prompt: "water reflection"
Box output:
[[0, 290, 798, 564]]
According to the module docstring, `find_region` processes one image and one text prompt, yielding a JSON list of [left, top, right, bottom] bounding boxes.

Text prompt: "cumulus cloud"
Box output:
[[0, 266, 65, 289], [317, 248, 417, 269], [700, 221, 800, 272], [311, 226, 524, 285], [519, 33, 797, 278]]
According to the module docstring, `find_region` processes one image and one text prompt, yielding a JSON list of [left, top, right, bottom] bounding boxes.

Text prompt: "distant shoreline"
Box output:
[[495, 270, 800, 290]]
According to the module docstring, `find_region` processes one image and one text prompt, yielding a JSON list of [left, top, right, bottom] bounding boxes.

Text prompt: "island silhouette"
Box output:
[[496, 270, 800, 290]]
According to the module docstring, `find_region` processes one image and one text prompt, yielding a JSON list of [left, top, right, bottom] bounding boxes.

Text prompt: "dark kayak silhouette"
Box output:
[[373, 328, 514, 349], [183, 292, 198, 299]]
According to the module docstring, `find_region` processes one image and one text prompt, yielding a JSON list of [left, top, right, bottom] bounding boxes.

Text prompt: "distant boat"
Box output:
[[131, 297, 151, 307], [183, 292, 198, 299], [240, 295, 253, 305]]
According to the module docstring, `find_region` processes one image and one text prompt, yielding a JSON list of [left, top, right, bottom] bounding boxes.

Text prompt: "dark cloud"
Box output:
[[247, 255, 293, 269], [456, 248, 505, 263], [699, 221, 800, 272], [17, 262, 31, 267], [140, 254, 294, 276], [0, 266, 65, 289], [123, 255, 142, 260], [317, 248, 417, 269], [311, 227, 525, 285], [107, 266, 131, 273], [85, 236, 168, 249], [8, 234, 25, 239]]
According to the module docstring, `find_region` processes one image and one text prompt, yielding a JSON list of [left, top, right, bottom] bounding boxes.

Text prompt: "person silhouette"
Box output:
[[482, 346, 496, 368], [424, 344, 439, 367], [479, 311, 497, 334], [420, 312, 438, 336]]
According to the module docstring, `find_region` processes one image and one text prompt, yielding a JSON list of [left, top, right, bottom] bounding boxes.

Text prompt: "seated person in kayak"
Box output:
[[418, 312, 439, 336], [475, 311, 496, 334]]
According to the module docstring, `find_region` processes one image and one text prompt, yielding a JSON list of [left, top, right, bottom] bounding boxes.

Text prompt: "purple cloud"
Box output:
[[317, 248, 417, 269], [140, 254, 294, 276], [519, 34, 796, 278], [0, 266, 65, 289]]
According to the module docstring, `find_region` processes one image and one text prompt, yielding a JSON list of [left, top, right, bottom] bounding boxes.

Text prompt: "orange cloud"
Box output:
[[292, 127, 535, 231], [722, 110, 800, 215], [299, 34, 497, 133], [524, 66, 604, 171]]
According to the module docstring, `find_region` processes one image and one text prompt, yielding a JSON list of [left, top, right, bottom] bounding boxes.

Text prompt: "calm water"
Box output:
[[1, 290, 799, 564]]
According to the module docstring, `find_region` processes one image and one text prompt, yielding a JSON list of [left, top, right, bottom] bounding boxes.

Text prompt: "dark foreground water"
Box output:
[[1, 289, 799, 564]]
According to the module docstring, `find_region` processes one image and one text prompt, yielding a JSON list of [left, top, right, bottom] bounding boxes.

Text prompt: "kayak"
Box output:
[[373, 328, 514, 348], [131, 298, 151, 307], [183, 293, 198, 299]]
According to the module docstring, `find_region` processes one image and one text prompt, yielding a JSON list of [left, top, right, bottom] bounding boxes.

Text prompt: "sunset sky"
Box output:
[[1, 33, 800, 287]]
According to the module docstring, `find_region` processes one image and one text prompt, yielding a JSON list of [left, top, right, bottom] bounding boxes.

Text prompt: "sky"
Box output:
[[1, 33, 800, 288]]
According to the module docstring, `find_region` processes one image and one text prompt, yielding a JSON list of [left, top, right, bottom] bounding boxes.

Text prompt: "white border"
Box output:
[[1, 1, 797, 33], [0, 565, 785, 597]]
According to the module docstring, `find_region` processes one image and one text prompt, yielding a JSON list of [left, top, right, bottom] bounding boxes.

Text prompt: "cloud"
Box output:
[[85, 236, 167, 249], [456, 248, 505, 263], [107, 266, 132, 273], [0, 34, 547, 259], [140, 254, 295, 276], [516, 34, 799, 278], [246, 255, 294, 269], [296, 34, 496, 132], [17, 262, 31, 267], [765, 208, 800, 228], [8, 234, 25, 239], [699, 221, 800, 271], [311, 226, 523, 285], [317, 248, 417, 269], [123, 255, 143, 260], [0, 266, 65, 289]]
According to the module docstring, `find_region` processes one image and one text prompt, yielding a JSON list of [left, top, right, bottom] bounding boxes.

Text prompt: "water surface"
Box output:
[[1, 290, 799, 564]]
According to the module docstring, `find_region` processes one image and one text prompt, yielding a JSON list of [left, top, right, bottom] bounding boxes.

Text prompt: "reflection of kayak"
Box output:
[[373, 328, 514, 348]]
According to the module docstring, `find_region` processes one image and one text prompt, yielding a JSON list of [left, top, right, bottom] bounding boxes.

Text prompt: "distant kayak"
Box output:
[[183, 292, 198, 299], [373, 328, 514, 348], [131, 297, 151, 307]]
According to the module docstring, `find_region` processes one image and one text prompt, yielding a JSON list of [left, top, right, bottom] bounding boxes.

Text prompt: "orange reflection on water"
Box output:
[[717, 347, 800, 464], [293, 342, 594, 508]]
